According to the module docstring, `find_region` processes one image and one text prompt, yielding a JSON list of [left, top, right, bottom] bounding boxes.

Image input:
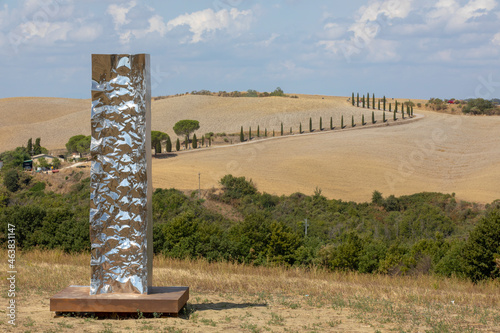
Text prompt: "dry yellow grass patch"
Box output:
[[1, 249, 499, 332]]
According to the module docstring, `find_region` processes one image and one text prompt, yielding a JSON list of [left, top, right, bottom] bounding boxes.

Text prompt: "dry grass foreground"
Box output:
[[0, 249, 499, 332]]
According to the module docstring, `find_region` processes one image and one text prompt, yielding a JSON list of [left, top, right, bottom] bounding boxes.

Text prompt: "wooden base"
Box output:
[[50, 286, 189, 314]]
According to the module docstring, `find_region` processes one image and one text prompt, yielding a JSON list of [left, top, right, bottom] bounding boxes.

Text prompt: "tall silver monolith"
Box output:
[[90, 54, 153, 294]]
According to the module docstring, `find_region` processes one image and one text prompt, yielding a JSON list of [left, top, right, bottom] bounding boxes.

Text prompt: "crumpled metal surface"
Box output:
[[90, 54, 152, 295]]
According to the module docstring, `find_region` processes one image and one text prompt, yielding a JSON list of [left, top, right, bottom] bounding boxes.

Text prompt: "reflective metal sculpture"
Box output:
[[90, 54, 152, 295]]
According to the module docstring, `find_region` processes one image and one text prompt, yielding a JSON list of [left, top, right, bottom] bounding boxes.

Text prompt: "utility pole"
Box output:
[[198, 172, 201, 200], [304, 218, 309, 237]]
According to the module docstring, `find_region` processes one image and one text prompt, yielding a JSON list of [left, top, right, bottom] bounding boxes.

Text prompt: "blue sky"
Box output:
[[1, 0, 499, 100]]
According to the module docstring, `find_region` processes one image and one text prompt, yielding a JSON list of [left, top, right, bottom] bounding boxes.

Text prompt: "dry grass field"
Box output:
[[1, 94, 499, 204], [1, 249, 499, 332]]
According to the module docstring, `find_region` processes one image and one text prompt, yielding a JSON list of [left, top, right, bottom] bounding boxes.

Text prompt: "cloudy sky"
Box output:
[[1, 0, 499, 100]]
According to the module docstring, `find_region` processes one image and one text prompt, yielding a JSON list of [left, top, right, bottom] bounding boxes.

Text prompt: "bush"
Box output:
[[3, 169, 20, 192], [219, 175, 257, 202]]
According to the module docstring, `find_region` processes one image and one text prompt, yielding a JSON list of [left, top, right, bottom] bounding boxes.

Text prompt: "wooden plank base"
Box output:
[[50, 286, 189, 314]]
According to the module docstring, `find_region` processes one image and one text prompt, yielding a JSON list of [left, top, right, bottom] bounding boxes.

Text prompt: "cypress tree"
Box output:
[[389, 103, 392, 112], [402, 109, 405, 119], [411, 106, 414, 117], [372, 93, 375, 109], [166, 136, 172, 152], [300, 122, 302, 133], [330, 117, 333, 130], [352, 92, 355, 106], [290, 127, 292, 134], [383, 96, 386, 111], [281, 122, 284, 136], [34, 138, 41, 155], [273, 129, 275, 137], [362, 114, 365, 125], [372, 111, 375, 124], [395, 101, 398, 113], [27, 138, 33, 155], [176, 138, 180, 151], [367, 92, 370, 108], [378, 99, 381, 110], [319, 117, 322, 131], [201, 136, 205, 147], [240, 126, 244, 142], [362, 95, 365, 108], [341, 115, 344, 129], [192, 134, 198, 148], [393, 109, 397, 121], [265, 128, 267, 137], [156, 142, 162, 154], [407, 105, 410, 117], [352, 115, 355, 127], [357, 93, 359, 107], [249, 127, 252, 140], [309, 117, 312, 132], [209, 136, 212, 146], [383, 111, 386, 122], [257, 125, 260, 137]]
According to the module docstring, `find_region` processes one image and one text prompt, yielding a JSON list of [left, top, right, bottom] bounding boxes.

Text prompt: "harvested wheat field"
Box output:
[[153, 109, 500, 204], [2, 249, 499, 332], [1, 95, 499, 203]]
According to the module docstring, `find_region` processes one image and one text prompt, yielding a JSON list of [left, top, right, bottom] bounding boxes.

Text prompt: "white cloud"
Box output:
[[323, 23, 345, 39], [166, 8, 253, 43], [107, 1, 136, 29], [261, 33, 280, 47], [427, 0, 497, 31], [493, 32, 500, 45], [357, 0, 414, 22]]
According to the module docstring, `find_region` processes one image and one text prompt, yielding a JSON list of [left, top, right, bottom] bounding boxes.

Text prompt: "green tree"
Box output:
[[319, 117, 322, 131], [309, 117, 312, 132], [166, 136, 172, 152], [367, 92, 370, 108], [34, 138, 42, 155], [290, 127, 292, 134], [265, 128, 267, 137], [383, 111, 386, 123], [173, 120, 200, 149], [362, 114, 365, 125], [352, 115, 355, 127], [372, 111, 375, 124], [247, 89, 258, 97], [357, 93, 359, 107], [192, 133, 198, 149], [3, 169, 20, 192], [270, 87, 285, 97], [249, 127, 252, 140], [330, 117, 333, 130], [66, 135, 86, 154], [299, 123, 302, 133], [52, 157, 61, 169], [27, 138, 33, 155], [257, 125, 260, 137], [393, 109, 397, 121], [389, 103, 392, 112], [341, 115, 344, 129], [362, 95, 365, 108], [208, 136, 212, 147], [273, 129, 275, 137], [372, 93, 375, 109], [201, 135, 205, 147], [176, 138, 181, 151], [240, 126, 244, 142], [151, 131, 169, 156], [462, 209, 500, 281], [281, 123, 284, 136], [378, 100, 381, 110], [352, 92, 355, 106], [383, 96, 386, 111], [395, 101, 398, 113], [462, 98, 496, 115]]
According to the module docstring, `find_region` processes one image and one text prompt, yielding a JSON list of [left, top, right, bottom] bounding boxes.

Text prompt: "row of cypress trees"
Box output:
[[352, 92, 414, 117]]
